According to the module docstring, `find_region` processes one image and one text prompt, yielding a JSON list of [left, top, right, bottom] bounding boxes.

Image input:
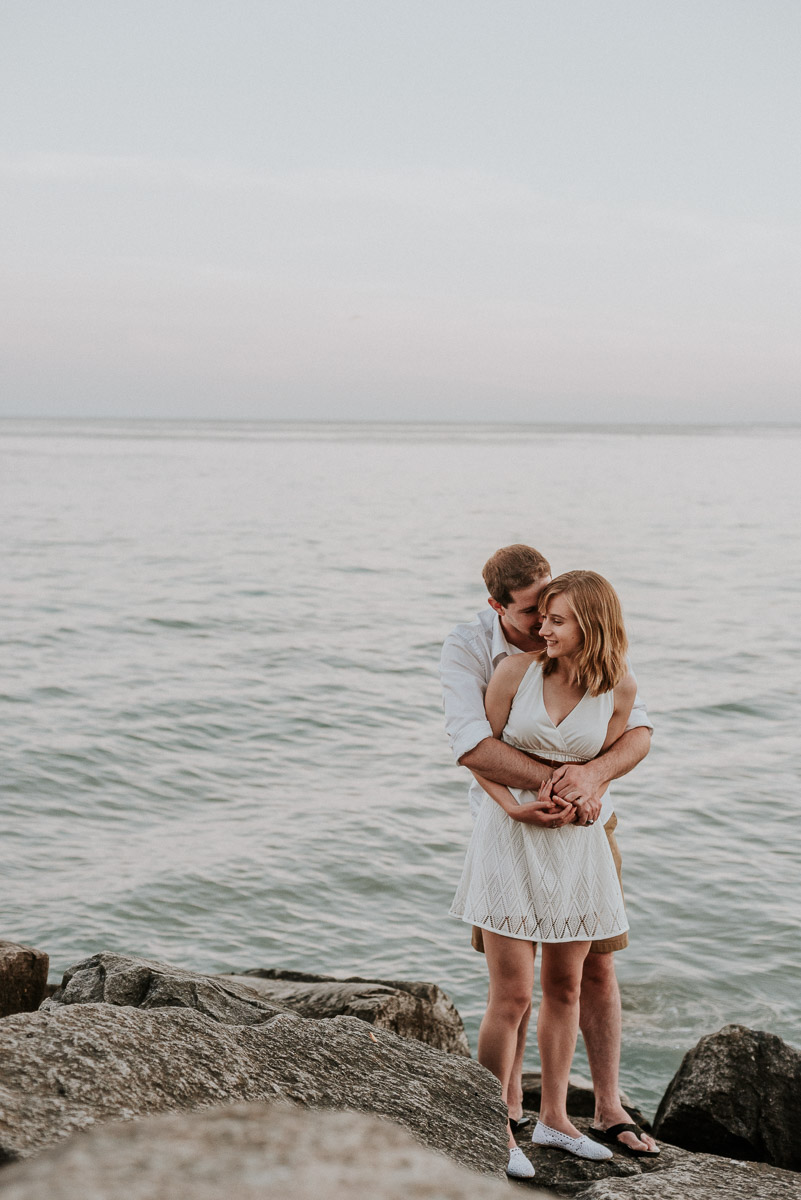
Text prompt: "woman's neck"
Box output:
[[550, 656, 583, 688]]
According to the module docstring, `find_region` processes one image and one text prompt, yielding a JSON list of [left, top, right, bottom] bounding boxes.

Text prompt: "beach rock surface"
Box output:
[[0, 1102, 535, 1200], [573, 1150, 801, 1199], [0, 943, 49, 1019], [513, 1118, 800, 1198], [0, 996, 506, 1174], [653, 1023, 801, 1171], [504, 1115, 671, 1193], [43, 953, 293, 1025], [221, 967, 470, 1055]]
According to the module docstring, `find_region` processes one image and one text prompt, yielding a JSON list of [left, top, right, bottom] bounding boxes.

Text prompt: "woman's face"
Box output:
[[539, 593, 583, 661]]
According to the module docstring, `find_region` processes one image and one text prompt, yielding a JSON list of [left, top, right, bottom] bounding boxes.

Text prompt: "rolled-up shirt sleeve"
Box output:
[[625, 669, 654, 733], [439, 636, 493, 764]]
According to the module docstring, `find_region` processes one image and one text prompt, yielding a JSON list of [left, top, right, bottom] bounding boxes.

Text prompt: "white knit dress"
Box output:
[[450, 662, 628, 943]]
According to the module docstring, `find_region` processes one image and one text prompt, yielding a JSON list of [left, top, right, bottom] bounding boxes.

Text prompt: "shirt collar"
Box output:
[[490, 613, 523, 664]]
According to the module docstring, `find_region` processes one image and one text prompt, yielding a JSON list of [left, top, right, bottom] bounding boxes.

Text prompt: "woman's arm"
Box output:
[[474, 654, 573, 826], [601, 673, 637, 751], [471, 770, 575, 827], [484, 654, 533, 738]]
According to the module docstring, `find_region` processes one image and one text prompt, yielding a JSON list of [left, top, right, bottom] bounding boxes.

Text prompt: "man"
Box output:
[[440, 544, 657, 1156]]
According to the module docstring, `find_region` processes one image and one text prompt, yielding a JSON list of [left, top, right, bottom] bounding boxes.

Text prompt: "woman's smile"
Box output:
[[539, 595, 584, 659]]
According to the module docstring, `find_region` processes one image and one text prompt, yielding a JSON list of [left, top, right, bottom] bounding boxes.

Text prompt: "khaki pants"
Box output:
[[471, 812, 629, 955]]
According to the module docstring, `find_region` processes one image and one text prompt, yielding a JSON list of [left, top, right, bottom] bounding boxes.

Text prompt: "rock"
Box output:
[[43, 953, 293, 1026], [221, 967, 470, 1056], [573, 1149, 801, 1200], [521, 1070, 649, 1128], [513, 1119, 801, 1199], [0, 1000, 506, 1175], [653, 1024, 801, 1171], [0, 943, 49, 1018], [508, 1115, 672, 1193], [0, 1102, 543, 1200]]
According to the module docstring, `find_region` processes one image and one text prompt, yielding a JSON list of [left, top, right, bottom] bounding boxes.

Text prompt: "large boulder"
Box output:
[[0, 943, 49, 1018], [221, 967, 470, 1055], [573, 1149, 801, 1200], [0, 1000, 506, 1174], [653, 1024, 801, 1171], [0, 1102, 541, 1200], [43, 953, 292, 1025]]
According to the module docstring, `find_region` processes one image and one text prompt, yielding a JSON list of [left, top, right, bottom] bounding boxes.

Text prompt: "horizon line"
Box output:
[[2, 415, 800, 430]]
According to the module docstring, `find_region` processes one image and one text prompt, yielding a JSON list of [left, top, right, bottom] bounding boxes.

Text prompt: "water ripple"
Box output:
[[1, 421, 800, 1115]]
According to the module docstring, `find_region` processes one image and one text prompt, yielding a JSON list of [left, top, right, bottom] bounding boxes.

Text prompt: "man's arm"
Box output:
[[461, 736, 553, 790], [551, 726, 651, 807], [553, 663, 653, 817], [439, 632, 552, 791]]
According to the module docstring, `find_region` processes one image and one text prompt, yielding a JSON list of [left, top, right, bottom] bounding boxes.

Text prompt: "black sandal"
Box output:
[[587, 1122, 660, 1158]]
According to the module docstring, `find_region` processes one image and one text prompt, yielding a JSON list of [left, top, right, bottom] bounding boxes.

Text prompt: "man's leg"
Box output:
[[580, 951, 658, 1153], [579, 813, 658, 1154]]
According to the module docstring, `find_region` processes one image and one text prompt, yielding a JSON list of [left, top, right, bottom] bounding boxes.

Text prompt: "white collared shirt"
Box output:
[[439, 608, 653, 819]]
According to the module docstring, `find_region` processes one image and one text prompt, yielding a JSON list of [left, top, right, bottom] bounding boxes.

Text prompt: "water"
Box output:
[[2, 418, 800, 1115]]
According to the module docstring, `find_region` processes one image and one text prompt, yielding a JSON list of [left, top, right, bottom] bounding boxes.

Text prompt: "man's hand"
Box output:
[[551, 762, 605, 825]]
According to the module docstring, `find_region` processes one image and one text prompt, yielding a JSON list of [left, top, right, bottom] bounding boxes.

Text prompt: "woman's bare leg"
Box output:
[[506, 995, 532, 1121], [537, 940, 591, 1138], [478, 930, 535, 1147]]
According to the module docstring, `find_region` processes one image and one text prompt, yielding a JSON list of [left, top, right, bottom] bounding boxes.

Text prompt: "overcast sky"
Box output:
[[1, 1, 800, 422]]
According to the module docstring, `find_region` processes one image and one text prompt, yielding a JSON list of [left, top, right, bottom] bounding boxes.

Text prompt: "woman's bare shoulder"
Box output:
[[493, 652, 539, 687]]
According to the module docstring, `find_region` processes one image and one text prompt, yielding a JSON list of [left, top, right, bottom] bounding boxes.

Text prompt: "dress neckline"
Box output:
[[538, 670, 590, 730]]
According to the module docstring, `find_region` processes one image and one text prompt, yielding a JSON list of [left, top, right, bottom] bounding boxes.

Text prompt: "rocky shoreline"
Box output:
[[1, 940, 799, 1198]]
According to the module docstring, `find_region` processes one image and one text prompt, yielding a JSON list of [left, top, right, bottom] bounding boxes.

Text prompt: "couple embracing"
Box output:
[[440, 545, 659, 1179]]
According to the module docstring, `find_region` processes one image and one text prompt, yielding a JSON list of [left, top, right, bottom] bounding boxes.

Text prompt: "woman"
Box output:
[[450, 571, 635, 1178]]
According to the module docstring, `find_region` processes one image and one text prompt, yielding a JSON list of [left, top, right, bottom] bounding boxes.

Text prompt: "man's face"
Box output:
[[489, 575, 551, 652]]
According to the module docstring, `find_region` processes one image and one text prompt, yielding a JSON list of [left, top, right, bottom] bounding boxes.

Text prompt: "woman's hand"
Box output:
[[511, 778, 576, 828]]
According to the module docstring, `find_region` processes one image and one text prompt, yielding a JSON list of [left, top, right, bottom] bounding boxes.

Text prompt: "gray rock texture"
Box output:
[[653, 1023, 801, 1171], [221, 967, 470, 1055], [0, 1102, 540, 1200], [509, 1119, 801, 1199], [43, 953, 292, 1025], [508, 1116, 670, 1194], [0, 943, 49, 1019], [0, 999, 506, 1174], [574, 1150, 801, 1200]]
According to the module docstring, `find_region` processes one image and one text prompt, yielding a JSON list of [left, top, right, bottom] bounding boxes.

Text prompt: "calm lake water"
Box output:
[[2, 418, 799, 1114]]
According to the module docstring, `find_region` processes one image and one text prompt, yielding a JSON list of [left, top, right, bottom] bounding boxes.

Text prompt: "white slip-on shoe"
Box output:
[[531, 1120, 613, 1161], [507, 1146, 536, 1178]]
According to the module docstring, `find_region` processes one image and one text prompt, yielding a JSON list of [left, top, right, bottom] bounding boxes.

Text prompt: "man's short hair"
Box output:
[[482, 544, 552, 606]]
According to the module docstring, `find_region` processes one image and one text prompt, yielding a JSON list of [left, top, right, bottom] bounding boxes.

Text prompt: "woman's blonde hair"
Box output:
[[536, 570, 628, 695]]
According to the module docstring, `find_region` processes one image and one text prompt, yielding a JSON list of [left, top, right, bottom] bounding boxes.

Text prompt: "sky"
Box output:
[[1, 1, 800, 423]]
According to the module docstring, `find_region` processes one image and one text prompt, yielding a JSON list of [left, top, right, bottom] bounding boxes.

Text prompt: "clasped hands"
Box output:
[[517, 763, 605, 828]]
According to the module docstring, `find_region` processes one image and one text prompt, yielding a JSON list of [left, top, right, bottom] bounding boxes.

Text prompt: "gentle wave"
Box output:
[[1, 420, 800, 1114]]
